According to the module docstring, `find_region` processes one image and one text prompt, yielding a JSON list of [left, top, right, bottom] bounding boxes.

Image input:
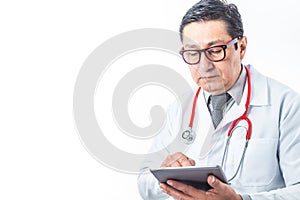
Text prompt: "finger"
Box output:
[[178, 158, 193, 166], [170, 160, 182, 167], [167, 180, 198, 196], [161, 155, 181, 167], [189, 158, 196, 166], [160, 181, 192, 200], [161, 152, 195, 167], [162, 153, 183, 167], [171, 152, 186, 161], [207, 175, 241, 199], [162, 153, 187, 167], [159, 183, 168, 193], [207, 175, 225, 192], [175, 154, 195, 166], [188, 158, 196, 166]]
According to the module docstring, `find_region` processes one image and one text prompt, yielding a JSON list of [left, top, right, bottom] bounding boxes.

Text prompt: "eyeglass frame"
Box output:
[[179, 37, 241, 65]]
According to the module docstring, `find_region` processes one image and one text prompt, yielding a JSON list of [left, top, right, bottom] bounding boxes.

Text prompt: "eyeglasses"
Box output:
[[179, 37, 239, 65]]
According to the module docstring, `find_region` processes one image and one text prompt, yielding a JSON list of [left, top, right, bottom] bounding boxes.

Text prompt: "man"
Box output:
[[138, 0, 300, 199]]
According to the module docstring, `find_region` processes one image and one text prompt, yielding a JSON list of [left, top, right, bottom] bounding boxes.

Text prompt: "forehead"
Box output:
[[182, 20, 231, 47]]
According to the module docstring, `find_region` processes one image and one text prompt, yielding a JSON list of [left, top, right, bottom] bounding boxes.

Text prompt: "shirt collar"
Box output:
[[227, 65, 247, 105]]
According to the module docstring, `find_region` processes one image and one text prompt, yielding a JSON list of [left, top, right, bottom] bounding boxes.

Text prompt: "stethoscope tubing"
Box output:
[[181, 65, 252, 182], [182, 66, 252, 141]]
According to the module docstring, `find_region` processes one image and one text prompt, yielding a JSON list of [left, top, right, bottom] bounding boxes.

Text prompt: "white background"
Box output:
[[1, 0, 300, 199]]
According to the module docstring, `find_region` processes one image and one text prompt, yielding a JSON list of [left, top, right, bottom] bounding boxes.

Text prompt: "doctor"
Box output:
[[138, 0, 300, 199]]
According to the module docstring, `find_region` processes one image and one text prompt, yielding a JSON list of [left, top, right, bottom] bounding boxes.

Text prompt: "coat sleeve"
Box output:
[[137, 101, 183, 200]]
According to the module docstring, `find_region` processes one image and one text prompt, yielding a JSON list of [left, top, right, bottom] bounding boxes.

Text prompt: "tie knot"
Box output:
[[210, 93, 231, 110]]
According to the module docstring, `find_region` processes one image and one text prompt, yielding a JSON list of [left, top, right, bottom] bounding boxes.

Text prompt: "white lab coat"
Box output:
[[137, 65, 300, 200]]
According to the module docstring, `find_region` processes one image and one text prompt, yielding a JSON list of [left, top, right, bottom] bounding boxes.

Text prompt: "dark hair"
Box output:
[[179, 0, 244, 41]]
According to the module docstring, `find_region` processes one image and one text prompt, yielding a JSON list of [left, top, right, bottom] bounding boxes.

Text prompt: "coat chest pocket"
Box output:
[[226, 138, 279, 187]]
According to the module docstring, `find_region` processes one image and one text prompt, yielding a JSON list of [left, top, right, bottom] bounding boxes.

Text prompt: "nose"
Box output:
[[197, 52, 213, 73]]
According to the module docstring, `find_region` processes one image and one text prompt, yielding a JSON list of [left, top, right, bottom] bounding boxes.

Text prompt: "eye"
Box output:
[[190, 52, 198, 57], [186, 51, 199, 57], [207, 48, 222, 55]]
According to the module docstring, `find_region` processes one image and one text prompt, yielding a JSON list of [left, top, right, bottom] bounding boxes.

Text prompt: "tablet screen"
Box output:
[[150, 165, 227, 191]]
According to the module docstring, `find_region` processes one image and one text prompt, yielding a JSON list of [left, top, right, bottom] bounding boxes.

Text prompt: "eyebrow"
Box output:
[[184, 39, 226, 49], [207, 39, 226, 46], [184, 44, 200, 48]]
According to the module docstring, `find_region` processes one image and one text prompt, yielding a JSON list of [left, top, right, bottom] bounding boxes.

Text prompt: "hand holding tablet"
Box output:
[[150, 165, 228, 191]]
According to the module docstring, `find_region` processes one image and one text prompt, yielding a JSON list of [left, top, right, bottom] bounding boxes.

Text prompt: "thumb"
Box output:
[[207, 175, 221, 189]]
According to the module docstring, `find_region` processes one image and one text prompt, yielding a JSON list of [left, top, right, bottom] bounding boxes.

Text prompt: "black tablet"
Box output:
[[150, 165, 227, 191]]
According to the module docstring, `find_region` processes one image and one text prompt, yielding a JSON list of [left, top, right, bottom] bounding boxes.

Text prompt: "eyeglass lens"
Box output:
[[182, 46, 225, 64]]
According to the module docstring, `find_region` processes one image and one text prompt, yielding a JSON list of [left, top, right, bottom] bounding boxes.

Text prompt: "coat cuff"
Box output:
[[240, 194, 252, 200]]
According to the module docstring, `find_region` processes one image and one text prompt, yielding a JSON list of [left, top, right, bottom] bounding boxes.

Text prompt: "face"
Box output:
[[182, 20, 247, 95]]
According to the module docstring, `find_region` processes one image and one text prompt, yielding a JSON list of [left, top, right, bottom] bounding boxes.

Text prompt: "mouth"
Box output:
[[199, 75, 220, 81]]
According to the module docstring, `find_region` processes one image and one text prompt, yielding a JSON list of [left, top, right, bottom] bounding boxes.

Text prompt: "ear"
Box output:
[[239, 36, 247, 60]]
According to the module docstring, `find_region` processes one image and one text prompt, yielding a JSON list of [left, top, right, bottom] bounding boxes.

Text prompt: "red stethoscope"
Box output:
[[181, 65, 252, 181]]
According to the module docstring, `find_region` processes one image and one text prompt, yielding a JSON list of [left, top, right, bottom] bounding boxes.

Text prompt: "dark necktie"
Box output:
[[210, 93, 231, 128]]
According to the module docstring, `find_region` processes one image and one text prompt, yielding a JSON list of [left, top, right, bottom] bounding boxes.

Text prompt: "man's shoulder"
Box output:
[[249, 65, 295, 93]]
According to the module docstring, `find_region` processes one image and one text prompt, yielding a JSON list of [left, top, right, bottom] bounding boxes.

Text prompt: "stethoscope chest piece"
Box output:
[[182, 128, 196, 145]]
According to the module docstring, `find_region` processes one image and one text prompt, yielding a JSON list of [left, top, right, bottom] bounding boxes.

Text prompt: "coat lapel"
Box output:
[[217, 65, 270, 131], [196, 90, 217, 160]]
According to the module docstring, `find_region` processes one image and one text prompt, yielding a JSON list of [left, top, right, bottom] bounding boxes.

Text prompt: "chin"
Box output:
[[206, 87, 226, 95], [200, 82, 225, 93]]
